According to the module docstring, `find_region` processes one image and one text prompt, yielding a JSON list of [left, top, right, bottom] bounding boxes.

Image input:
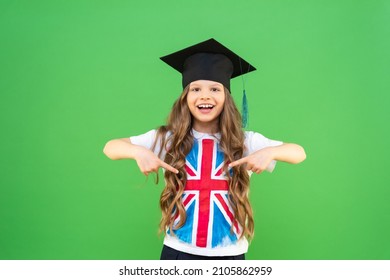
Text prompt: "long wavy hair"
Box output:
[[152, 85, 254, 240]]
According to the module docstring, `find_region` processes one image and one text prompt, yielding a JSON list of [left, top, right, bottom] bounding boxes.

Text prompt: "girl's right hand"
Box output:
[[133, 146, 179, 176]]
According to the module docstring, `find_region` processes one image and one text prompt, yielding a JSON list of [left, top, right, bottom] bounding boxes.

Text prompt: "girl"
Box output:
[[103, 39, 306, 260]]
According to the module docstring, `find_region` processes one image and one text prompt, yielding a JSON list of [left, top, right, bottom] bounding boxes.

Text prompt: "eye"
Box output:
[[211, 87, 221, 92], [191, 87, 201, 92]]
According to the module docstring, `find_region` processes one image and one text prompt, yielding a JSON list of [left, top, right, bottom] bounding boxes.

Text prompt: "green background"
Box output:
[[1, 0, 389, 260]]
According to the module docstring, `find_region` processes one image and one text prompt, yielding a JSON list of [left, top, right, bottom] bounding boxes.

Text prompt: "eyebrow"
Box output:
[[190, 83, 223, 87]]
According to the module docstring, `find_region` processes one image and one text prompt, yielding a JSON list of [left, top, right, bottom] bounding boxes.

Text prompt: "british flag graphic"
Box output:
[[170, 138, 242, 248]]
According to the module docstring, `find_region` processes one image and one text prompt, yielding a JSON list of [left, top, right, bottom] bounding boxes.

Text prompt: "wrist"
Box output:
[[128, 143, 145, 160], [269, 146, 279, 161]]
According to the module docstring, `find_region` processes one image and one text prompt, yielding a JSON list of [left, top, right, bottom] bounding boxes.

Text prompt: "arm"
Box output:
[[103, 138, 141, 160], [229, 143, 306, 174], [270, 143, 306, 164], [103, 138, 178, 175]]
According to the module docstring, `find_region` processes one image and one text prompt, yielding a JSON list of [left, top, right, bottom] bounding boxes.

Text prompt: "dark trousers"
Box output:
[[160, 245, 245, 260]]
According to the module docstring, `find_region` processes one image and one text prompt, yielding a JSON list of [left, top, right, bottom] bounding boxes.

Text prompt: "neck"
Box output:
[[192, 120, 219, 134]]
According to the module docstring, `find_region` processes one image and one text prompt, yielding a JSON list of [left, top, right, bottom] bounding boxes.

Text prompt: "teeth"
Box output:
[[197, 104, 214, 109]]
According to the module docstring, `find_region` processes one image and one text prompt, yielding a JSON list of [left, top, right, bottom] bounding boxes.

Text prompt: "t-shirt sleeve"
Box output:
[[129, 129, 164, 158], [244, 131, 283, 173]]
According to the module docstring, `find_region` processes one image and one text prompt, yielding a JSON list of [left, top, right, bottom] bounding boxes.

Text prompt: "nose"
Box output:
[[199, 90, 212, 100]]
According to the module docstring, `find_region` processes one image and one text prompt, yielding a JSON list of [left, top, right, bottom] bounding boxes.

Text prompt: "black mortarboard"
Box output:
[[160, 38, 256, 91]]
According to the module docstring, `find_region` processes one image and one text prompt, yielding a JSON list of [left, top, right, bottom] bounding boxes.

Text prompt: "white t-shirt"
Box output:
[[130, 129, 282, 256]]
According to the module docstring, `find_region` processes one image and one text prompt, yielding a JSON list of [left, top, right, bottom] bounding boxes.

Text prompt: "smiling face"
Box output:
[[186, 80, 226, 134]]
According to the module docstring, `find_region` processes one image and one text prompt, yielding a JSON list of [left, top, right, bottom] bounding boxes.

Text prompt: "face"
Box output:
[[186, 80, 225, 133]]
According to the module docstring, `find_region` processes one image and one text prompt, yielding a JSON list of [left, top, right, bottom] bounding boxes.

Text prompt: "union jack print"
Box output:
[[171, 138, 241, 248]]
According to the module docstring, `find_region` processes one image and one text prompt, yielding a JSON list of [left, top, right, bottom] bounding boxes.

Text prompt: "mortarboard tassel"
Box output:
[[242, 89, 248, 128]]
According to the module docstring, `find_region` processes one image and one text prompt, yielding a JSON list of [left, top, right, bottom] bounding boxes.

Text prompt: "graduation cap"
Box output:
[[160, 38, 256, 91], [160, 38, 256, 127]]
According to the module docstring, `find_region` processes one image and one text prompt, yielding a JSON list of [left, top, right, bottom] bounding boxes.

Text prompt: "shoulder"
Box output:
[[244, 130, 283, 154], [244, 130, 271, 143], [129, 127, 173, 141], [129, 129, 171, 159], [129, 129, 158, 142]]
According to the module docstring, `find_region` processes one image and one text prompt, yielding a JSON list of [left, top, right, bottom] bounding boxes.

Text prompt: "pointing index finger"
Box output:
[[228, 156, 248, 168], [159, 160, 179, 174]]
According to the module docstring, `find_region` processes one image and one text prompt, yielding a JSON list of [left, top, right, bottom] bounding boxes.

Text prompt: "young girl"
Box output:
[[103, 39, 306, 260]]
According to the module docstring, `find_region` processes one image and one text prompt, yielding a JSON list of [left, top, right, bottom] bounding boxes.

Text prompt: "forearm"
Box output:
[[103, 138, 141, 160], [272, 143, 306, 164]]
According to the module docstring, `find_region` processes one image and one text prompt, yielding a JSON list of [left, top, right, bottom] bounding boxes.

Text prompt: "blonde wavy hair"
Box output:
[[152, 85, 254, 240]]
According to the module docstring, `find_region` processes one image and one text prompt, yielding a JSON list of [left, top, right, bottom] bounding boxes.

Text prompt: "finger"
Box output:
[[228, 157, 248, 168], [159, 160, 179, 174], [246, 163, 255, 171]]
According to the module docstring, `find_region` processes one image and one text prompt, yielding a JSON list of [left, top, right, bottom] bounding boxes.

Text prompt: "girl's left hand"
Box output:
[[228, 147, 275, 174]]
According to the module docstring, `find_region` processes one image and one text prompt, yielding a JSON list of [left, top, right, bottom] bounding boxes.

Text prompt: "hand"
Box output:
[[228, 147, 275, 174], [134, 146, 179, 176]]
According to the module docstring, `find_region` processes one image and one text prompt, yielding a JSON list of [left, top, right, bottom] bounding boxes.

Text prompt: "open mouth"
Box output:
[[197, 104, 215, 109], [197, 104, 215, 113]]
